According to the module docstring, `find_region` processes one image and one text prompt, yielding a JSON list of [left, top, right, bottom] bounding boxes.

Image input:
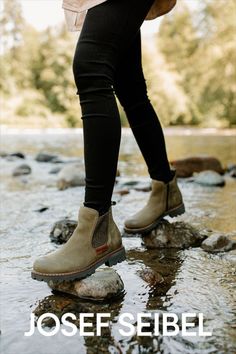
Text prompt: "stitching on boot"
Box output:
[[91, 211, 109, 248]]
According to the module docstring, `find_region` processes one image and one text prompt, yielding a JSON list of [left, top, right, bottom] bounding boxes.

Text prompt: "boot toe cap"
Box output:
[[33, 255, 54, 274], [124, 218, 141, 229]]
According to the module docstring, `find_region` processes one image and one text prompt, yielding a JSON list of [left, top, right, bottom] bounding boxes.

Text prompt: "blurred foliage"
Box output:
[[0, 0, 235, 128], [156, 0, 236, 126]]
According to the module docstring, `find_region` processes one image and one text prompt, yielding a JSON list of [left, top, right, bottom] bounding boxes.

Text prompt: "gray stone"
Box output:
[[0, 152, 7, 158], [35, 152, 58, 162], [121, 180, 139, 187], [50, 219, 77, 243], [49, 166, 62, 174], [35, 207, 49, 213], [201, 234, 236, 253], [48, 268, 124, 301], [57, 163, 85, 190], [194, 170, 225, 186], [143, 220, 206, 249], [9, 152, 25, 159], [12, 164, 31, 176]]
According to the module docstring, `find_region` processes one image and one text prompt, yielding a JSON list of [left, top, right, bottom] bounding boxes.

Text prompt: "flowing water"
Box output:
[[0, 128, 236, 354]]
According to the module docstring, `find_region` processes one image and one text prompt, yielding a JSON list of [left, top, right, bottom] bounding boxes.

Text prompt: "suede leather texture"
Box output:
[[124, 173, 183, 229], [33, 206, 122, 275]]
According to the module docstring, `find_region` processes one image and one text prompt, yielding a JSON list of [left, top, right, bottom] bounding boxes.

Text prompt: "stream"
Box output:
[[0, 128, 236, 354]]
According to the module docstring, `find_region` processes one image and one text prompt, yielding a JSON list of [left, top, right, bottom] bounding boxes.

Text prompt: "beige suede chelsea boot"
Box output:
[[124, 170, 185, 234], [31, 205, 126, 282]]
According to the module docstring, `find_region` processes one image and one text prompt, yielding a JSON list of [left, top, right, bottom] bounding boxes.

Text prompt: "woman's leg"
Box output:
[[112, 28, 185, 235], [113, 29, 173, 183], [72, 0, 156, 215]]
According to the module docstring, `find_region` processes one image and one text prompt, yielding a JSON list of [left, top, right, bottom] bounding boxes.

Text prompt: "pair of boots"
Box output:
[[31, 171, 184, 282]]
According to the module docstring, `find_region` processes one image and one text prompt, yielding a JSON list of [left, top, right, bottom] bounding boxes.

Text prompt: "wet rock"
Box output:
[[51, 158, 65, 164], [194, 170, 225, 187], [57, 163, 85, 190], [143, 220, 206, 249], [9, 152, 25, 159], [0, 152, 7, 158], [121, 180, 139, 187], [34, 207, 49, 213], [12, 164, 31, 176], [201, 234, 236, 253], [138, 268, 164, 286], [35, 152, 58, 162], [170, 156, 224, 178], [48, 268, 124, 301], [50, 219, 77, 243], [2, 152, 25, 160], [49, 166, 62, 174]]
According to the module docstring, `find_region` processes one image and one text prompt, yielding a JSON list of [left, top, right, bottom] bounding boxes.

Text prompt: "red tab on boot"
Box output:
[[95, 244, 108, 255]]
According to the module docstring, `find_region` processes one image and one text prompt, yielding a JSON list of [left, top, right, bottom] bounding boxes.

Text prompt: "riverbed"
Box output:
[[0, 128, 236, 354]]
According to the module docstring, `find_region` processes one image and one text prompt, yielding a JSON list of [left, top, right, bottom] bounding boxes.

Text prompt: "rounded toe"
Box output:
[[124, 218, 139, 229], [33, 256, 49, 273]]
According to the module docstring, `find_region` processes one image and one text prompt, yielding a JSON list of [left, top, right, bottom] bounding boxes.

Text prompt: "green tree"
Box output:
[[0, 0, 25, 94], [157, 0, 236, 127], [27, 25, 82, 126], [196, 0, 236, 126]]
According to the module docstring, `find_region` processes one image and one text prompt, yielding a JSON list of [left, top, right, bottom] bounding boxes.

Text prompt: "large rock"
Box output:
[[201, 234, 236, 253], [49, 166, 62, 174], [12, 164, 31, 176], [35, 152, 58, 162], [143, 220, 206, 249], [50, 219, 77, 244], [57, 163, 85, 190], [194, 170, 225, 187], [48, 268, 124, 301], [170, 156, 224, 177]]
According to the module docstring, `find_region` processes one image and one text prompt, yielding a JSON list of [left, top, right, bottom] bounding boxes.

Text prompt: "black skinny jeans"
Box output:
[[72, 0, 173, 215]]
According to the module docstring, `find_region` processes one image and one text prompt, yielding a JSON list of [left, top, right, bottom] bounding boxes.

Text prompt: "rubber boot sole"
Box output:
[[31, 246, 126, 282], [123, 203, 185, 235]]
